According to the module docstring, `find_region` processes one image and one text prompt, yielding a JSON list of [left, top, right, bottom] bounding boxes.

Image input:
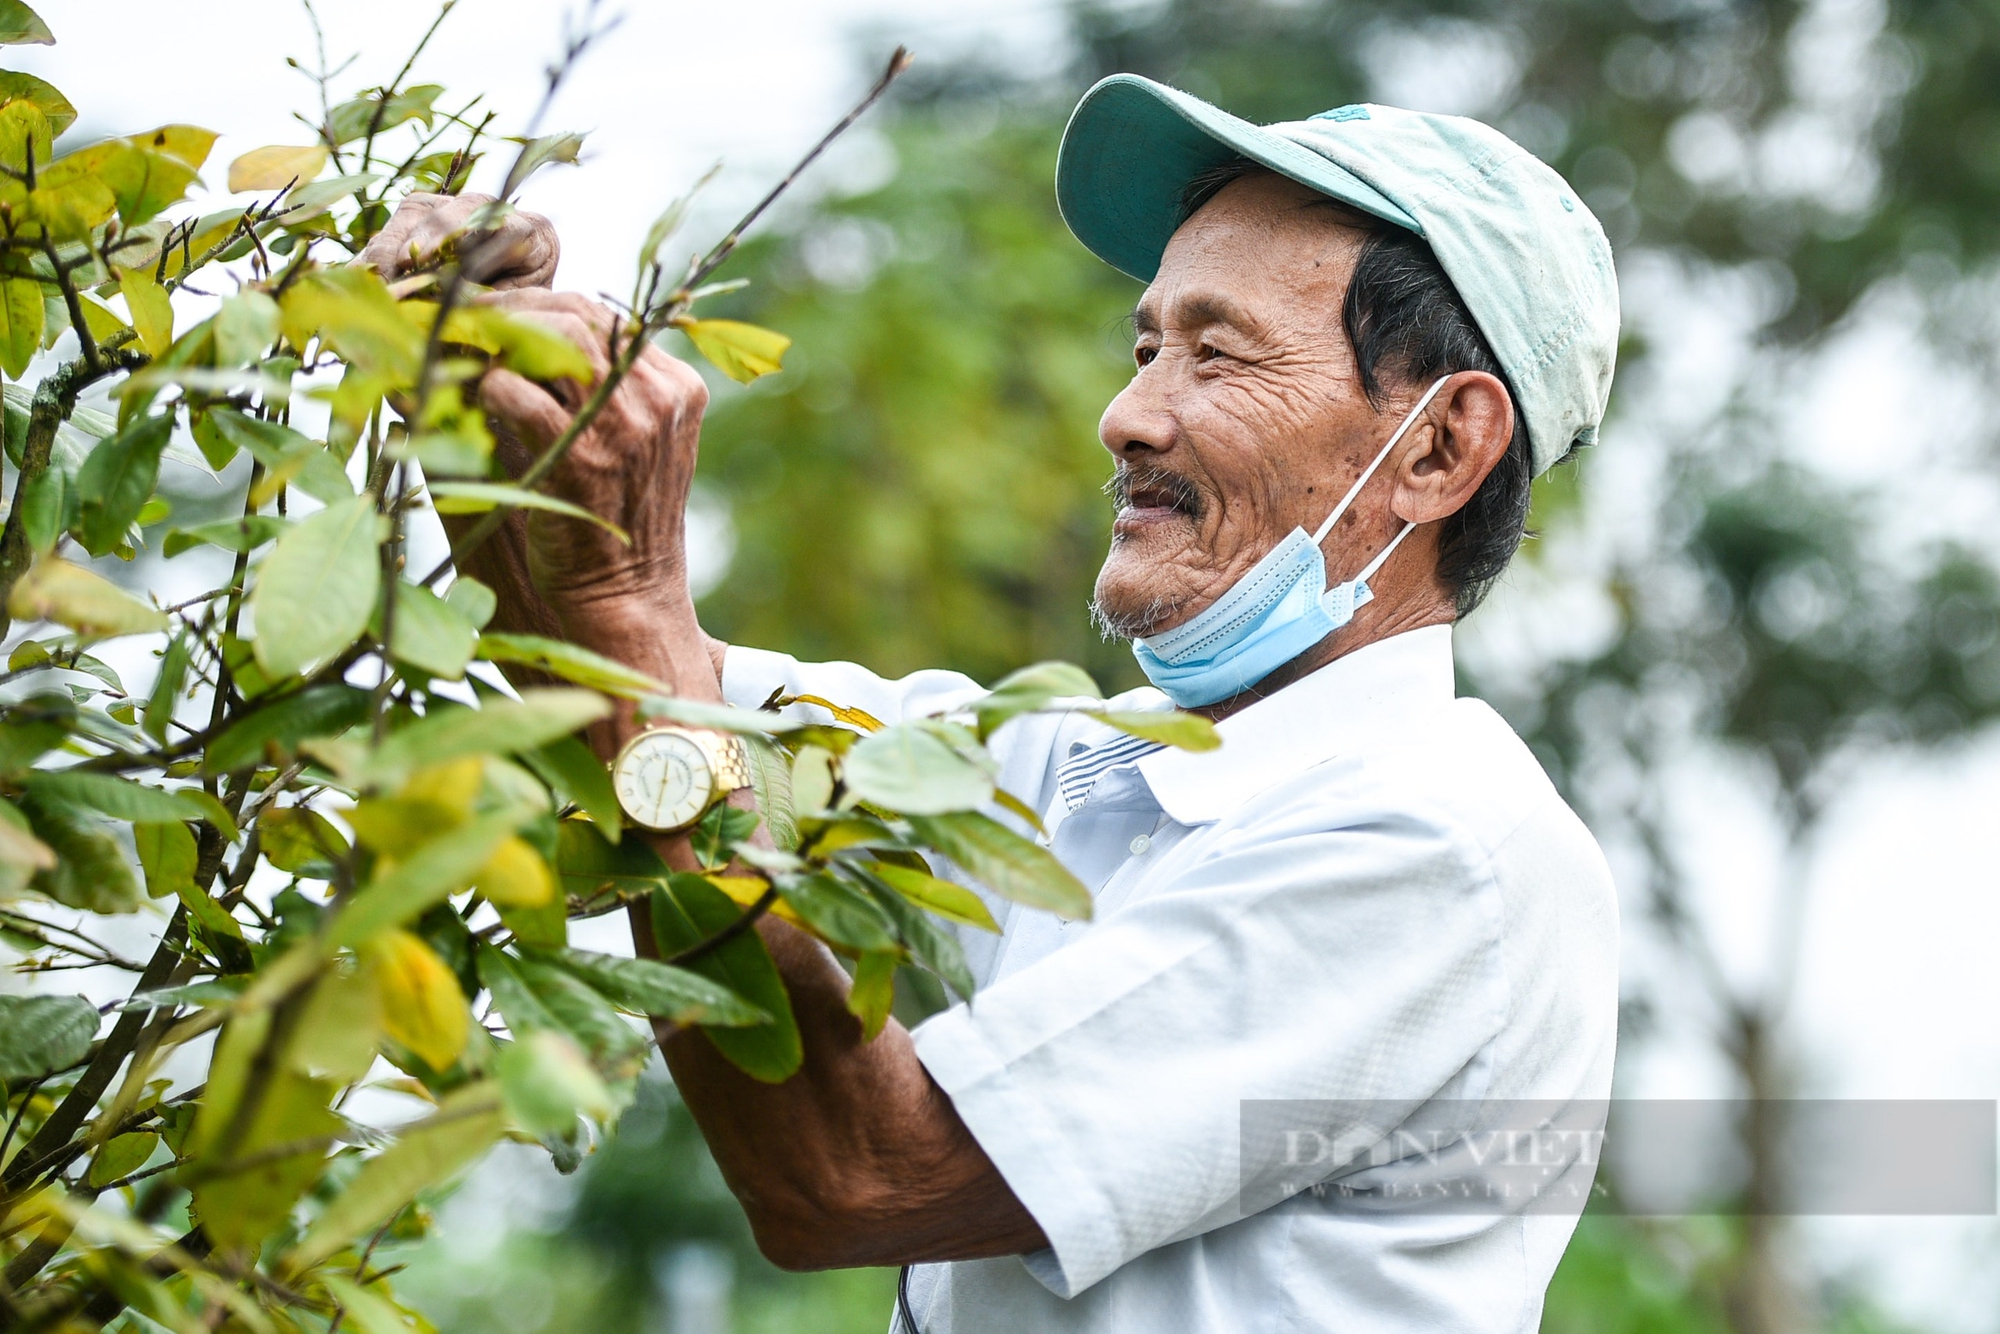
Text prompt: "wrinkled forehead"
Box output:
[[1136, 170, 1378, 333]]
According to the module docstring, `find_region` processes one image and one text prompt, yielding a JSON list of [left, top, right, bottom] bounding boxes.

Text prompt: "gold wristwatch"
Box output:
[[609, 725, 752, 833]]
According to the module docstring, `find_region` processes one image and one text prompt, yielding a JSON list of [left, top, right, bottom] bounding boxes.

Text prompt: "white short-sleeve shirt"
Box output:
[[722, 626, 1619, 1334]]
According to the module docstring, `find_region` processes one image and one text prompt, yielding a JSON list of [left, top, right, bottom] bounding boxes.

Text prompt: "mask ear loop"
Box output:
[[1310, 375, 1453, 546]]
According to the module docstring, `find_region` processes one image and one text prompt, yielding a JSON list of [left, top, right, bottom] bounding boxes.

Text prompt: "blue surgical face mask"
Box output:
[[1131, 376, 1450, 709]]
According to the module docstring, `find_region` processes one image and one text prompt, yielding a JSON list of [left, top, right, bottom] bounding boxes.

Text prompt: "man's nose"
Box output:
[[1098, 367, 1177, 461]]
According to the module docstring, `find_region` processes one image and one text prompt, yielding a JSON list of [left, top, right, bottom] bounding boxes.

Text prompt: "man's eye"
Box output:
[[1134, 345, 1158, 367], [1198, 343, 1230, 363]]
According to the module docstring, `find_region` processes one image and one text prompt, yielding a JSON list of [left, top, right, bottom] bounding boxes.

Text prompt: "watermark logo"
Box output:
[[1239, 1099, 1996, 1218]]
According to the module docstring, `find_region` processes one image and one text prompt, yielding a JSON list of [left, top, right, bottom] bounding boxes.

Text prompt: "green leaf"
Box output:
[[473, 632, 666, 699], [329, 810, 521, 948], [530, 945, 768, 1026], [74, 412, 172, 556], [1087, 708, 1222, 752], [375, 580, 477, 680], [494, 1029, 614, 1138], [143, 632, 190, 742], [27, 770, 213, 825], [0, 992, 98, 1080], [676, 318, 791, 384], [508, 953, 651, 1077], [428, 483, 628, 542], [0, 69, 72, 135], [842, 723, 994, 814], [319, 1274, 424, 1334], [0, 275, 42, 378], [360, 689, 610, 789], [0, 3, 55, 45], [250, 494, 384, 678], [638, 162, 719, 270], [289, 1082, 504, 1272], [194, 1065, 340, 1251], [162, 515, 291, 559], [207, 408, 352, 505], [652, 875, 801, 1083], [213, 290, 281, 366], [19, 790, 142, 912], [7, 557, 165, 638], [261, 805, 348, 873], [972, 660, 1103, 738], [476, 943, 559, 1035], [851, 867, 978, 1001], [205, 683, 370, 774], [86, 1131, 158, 1187], [503, 130, 584, 188], [777, 871, 898, 952], [845, 950, 898, 1040], [327, 84, 445, 146], [905, 811, 1092, 920], [521, 735, 621, 841], [134, 818, 197, 898], [553, 815, 666, 901], [863, 860, 1000, 933], [16, 464, 63, 554], [444, 576, 496, 630], [638, 695, 798, 736]]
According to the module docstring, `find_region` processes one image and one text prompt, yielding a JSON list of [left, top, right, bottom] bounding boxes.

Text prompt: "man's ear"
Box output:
[[1389, 371, 1515, 524]]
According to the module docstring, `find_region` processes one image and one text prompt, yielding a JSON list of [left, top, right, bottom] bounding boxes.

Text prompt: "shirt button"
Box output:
[[1129, 834, 1151, 856]]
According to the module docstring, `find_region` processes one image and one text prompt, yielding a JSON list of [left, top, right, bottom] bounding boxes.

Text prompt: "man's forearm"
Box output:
[[558, 593, 1046, 1269]]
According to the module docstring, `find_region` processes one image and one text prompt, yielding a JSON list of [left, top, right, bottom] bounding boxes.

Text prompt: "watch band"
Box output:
[[708, 733, 753, 796]]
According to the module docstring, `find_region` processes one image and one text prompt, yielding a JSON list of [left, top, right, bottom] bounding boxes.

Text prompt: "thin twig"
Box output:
[[418, 46, 912, 588]]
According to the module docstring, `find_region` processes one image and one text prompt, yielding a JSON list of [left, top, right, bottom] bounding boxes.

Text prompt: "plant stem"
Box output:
[[0, 349, 147, 634]]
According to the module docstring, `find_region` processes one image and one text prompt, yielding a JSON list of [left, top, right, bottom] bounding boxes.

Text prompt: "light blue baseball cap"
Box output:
[[1055, 74, 1620, 476]]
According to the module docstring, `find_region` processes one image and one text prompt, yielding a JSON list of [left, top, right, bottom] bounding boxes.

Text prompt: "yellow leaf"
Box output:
[[77, 295, 129, 345], [132, 124, 218, 171], [676, 317, 791, 384], [344, 796, 464, 858], [118, 266, 173, 358], [782, 693, 885, 732], [365, 929, 470, 1072], [432, 304, 593, 383], [473, 835, 554, 908], [706, 873, 805, 928], [7, 557, 166, 638], [400, 756, 484, 815], [229, 143, 329, 194]]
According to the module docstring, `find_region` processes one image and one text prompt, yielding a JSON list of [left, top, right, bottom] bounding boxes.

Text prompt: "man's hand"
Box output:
[[358, 192, 560, 289], [472, 290, 711, 618]]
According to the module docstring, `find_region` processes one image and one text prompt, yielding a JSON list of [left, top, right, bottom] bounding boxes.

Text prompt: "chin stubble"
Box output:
[[1091, 463, 1208, 641]]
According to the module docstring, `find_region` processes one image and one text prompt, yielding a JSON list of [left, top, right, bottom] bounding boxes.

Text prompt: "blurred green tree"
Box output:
[[542, 3, 2000, 1332]]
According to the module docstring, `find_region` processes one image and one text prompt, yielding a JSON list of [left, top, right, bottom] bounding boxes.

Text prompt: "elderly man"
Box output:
[[372, 75, 1620, 1333]]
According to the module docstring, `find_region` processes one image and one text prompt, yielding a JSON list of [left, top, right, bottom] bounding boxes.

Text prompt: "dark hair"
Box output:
[[1179, 158, 1541, 616]]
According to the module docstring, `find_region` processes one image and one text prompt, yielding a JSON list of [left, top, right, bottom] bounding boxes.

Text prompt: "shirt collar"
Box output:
[[1135, 624, 1457, 826]]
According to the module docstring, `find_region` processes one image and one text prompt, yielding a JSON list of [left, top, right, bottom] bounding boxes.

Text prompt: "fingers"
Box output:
[[355, 192, 560, 289], [479, 368, 572, 453]]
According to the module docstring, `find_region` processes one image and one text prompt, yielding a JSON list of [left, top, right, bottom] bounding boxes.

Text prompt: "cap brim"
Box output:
[[1057, 75, 1422, 283]]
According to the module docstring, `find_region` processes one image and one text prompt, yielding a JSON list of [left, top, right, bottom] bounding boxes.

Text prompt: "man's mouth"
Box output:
[[1106, 465, 1204, 533]]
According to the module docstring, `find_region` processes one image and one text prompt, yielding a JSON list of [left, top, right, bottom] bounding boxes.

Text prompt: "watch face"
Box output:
[[614, 730, 715, 831]]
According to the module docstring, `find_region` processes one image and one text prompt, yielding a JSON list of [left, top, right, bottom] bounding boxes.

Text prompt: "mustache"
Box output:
[[1104, 463, 1206, 522]]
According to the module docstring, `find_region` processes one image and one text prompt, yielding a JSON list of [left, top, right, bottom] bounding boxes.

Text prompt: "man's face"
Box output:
[[1092, 172, 1398, 638]]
